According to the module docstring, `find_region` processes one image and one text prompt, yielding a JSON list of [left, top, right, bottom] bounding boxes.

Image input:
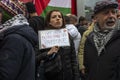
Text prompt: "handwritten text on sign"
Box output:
[[38, 28, 70, 49]]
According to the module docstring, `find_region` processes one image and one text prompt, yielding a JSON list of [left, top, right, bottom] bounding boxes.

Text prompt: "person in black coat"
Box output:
[[76, 16, 88, 36], [25, 2, 60, 80], [39, 10, 79, 80], [83, 1, 120, 80], [25, 2, 45, 32], [0, 14, 38, 80]]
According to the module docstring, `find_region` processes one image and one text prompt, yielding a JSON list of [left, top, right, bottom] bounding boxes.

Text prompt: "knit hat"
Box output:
[[94, 0, 118, 14], [25, 2, 36, 13]]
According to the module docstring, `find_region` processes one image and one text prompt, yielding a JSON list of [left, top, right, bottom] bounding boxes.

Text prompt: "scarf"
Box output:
[[93, 24, 114, 56], [0, 14, 29, 33], [0, 14, 29, 40]]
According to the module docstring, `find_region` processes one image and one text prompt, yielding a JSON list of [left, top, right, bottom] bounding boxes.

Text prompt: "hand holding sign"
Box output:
[[48, 46, 59, 55]]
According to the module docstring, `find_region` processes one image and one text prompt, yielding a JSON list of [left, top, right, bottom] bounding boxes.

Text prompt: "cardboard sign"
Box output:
[[38, 28, 70, 49]]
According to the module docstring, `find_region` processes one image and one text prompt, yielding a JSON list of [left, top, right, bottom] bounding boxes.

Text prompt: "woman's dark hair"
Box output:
[[64, 16, 70, 24], [45, 10, 65, 28], [78, 16, 86, 23]]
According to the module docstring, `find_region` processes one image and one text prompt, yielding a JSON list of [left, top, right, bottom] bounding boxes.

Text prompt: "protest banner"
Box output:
[[38, 28, 70, 49]]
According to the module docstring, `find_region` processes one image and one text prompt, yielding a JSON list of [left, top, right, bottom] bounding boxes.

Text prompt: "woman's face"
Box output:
[[49, 11, 63, 29]]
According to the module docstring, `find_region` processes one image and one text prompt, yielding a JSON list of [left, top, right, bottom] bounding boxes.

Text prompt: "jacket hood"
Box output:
[[66, 24, 80, 38], [0, 14, 38, 46]]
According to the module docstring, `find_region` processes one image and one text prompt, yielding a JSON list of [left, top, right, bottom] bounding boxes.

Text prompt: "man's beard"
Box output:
[[103, 23, 115, 30], [103, 18, 116, 30]]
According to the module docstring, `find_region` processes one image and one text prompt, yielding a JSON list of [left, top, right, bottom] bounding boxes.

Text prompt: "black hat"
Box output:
[[25, 2, 36, 13], [94, 0, 118, 14]]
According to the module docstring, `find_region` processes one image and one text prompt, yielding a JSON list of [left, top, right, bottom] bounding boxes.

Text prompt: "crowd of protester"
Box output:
[[0, 0, 120, 80]]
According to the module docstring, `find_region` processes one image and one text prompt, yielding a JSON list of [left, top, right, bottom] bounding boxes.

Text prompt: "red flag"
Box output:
[[71, 0, 77, 15], [118, 0, 120, 10], [34, 0, 50, 15]]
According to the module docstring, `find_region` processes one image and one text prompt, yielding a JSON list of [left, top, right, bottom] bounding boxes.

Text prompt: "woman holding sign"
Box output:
[[37, 10, 79, 80]]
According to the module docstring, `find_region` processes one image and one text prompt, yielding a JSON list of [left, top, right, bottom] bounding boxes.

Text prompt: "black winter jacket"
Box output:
[[37, 36, 79, 80], [0, 14, 38, 80], [84, 30, 120, 80]]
